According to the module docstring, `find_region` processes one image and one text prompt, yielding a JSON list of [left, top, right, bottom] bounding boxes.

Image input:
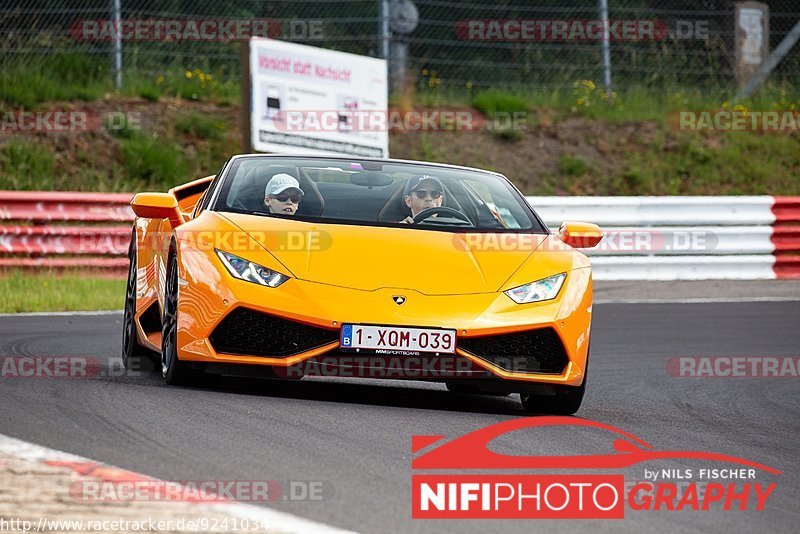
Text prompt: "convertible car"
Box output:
[[123, 155, 603, 414]]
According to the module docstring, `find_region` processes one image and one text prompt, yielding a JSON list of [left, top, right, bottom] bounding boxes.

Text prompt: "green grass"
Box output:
[[125, 67, 240, 105], [416, 82, 800, 123], [0, 271, 125, 313], [615, 131, 800, 195], [559, 155, 590, 177], [0, 54, 108, 109], [529, 129, 800, 196], [175, 111, 226, 139], [0, 56, 240, 109], [472, 90, 529, 116], [0, 140, 56, 190], [119, 132, 190, 190]]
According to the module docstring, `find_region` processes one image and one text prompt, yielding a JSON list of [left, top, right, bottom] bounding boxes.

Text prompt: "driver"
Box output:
[[264, 173, 304, 215], [399, 175, 444, 224]]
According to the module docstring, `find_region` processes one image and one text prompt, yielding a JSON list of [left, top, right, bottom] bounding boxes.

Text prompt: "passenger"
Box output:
[[264, 173, 304, 215]]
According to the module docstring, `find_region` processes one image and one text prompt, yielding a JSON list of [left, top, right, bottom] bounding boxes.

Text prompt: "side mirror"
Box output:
[[131, 192, 184, 227], [558, 221, 603, 248]]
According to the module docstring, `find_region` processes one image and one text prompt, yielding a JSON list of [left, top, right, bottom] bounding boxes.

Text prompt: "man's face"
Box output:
[[405, 180, 443, 217], [265, 189, 301, 215]]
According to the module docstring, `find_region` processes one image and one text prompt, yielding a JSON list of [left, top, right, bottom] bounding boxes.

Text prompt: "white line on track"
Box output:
[[595, 296, 800, 304], [0, 433, 357, 534], [0, 310, 123, 317]]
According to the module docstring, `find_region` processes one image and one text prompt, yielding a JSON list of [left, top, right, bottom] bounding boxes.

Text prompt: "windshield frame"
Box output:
[[209, 155, 549, 234]]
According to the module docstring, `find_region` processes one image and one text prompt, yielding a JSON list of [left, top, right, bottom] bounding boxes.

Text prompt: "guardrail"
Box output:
[[528, 196, 800, 280], [0, 192, 798, 280], [0, 192, 133, 274]]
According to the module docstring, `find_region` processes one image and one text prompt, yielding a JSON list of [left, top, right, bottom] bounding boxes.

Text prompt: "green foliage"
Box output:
[[472, 90, 529, 116], [138, 86, 161, 102], [175, 112, 225, 139], [559, 155, 590, 176], [0, 55, 108, 108], [136, 68, 240, 102], [119, 133, 189, 189], [0, 140, 55, 189]]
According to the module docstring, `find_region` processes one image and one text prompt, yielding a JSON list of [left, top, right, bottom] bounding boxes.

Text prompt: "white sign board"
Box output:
[[249, 38, 389, 158], [739, 8, 765, 65]]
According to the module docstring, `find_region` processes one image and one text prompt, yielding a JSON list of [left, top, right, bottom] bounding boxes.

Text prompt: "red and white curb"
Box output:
[[0, 432, 356, 534]]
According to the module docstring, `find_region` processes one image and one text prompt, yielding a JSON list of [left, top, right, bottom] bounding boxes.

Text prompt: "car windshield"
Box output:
[[214, 157, 543, 232]]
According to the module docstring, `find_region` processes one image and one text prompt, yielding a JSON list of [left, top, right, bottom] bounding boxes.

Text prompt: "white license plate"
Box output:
[[340, 324, 456, 354]]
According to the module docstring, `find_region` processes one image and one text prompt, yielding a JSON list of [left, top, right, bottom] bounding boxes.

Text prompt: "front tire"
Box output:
[[161, 250, 196, 385], [520, 344, 589, 415], [520, 383, 585, 415], [122, 232, 157, 371]]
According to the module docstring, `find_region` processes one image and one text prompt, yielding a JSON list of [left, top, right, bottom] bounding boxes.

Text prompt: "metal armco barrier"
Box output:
[[0, 192, 798, 279], [528, 196, 800, 280], [0, 192, 133, 274]]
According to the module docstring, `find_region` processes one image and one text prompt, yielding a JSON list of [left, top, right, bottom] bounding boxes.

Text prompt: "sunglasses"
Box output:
[[412, 189, 443, 200], [272, 194, 301, 204]]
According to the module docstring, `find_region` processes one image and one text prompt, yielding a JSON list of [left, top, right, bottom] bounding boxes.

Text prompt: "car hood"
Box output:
[[221, 213, 550, 295]]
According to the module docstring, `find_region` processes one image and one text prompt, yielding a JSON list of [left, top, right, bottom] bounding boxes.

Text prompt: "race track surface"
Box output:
[[1, 302, 798, 532]]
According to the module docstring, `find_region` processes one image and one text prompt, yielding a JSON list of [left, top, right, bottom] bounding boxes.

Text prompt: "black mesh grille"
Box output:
[[458, 327, 568, 374], [209, 308, 339, 357]]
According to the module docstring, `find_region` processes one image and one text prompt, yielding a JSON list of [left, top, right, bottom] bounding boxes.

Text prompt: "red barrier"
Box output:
[[0, 191, 134, 222], [2, 192, 800, 280], [771, 197, 800, 278], [771, 227, 800, 254], [0, 226, 130, 255], [773, 256, 800, 280], [1, 192, 133, 274], [772, 197, 800, 226]]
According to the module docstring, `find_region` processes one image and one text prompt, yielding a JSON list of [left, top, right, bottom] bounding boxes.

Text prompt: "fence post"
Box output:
[[599, 0, 612, 91], [111, 0, 122, 88], [379, 0, 390, 59], [736, 16, 800, 100]]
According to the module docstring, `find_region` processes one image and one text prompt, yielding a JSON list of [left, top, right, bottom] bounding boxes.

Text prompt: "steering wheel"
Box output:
[[412, 206, 473, 225]]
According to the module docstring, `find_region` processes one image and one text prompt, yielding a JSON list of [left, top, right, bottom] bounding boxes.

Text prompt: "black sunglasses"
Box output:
[[273, 194, 301, 203], [413, 189, 443, 200]]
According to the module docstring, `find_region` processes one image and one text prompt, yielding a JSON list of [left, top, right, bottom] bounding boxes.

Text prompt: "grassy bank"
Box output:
[[0, 271, 125, 313], [1, 58, 799, 195]]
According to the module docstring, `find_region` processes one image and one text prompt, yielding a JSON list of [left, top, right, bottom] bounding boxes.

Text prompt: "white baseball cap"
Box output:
[[265, 173, 304, 197]]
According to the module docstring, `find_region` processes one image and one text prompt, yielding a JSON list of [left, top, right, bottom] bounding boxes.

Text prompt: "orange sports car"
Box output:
[[123, 155, 602, 414]]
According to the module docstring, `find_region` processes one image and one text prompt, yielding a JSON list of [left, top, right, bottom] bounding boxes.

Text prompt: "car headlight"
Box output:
[[504, 273, 566, 304], [215, 250, 289, 288]]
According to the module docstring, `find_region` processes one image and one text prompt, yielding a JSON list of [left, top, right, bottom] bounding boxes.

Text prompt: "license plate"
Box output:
[[340, 324, 456, 354]]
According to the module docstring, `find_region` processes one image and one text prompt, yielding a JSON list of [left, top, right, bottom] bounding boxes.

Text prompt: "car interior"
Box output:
[[220, 160, 526, 229]]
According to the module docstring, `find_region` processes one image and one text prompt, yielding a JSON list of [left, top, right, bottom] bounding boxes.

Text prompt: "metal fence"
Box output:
[[1, 0, 799, 96]]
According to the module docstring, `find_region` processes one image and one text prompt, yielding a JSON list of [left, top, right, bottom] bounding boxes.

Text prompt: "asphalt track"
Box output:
[[0, 301, 798, 533]]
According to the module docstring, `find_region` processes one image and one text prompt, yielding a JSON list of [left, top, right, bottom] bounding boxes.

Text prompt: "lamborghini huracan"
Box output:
[[123, 155, 603, 414]]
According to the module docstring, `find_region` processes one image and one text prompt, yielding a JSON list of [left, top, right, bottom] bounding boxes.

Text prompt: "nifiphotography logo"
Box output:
[[411, 417, 780, 519]]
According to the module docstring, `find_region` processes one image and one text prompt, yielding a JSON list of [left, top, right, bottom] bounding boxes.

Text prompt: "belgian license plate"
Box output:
[[340, 324, 456, 354]]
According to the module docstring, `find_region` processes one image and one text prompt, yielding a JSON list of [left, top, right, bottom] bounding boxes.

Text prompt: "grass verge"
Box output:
[[0, 271, 125, 313]]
